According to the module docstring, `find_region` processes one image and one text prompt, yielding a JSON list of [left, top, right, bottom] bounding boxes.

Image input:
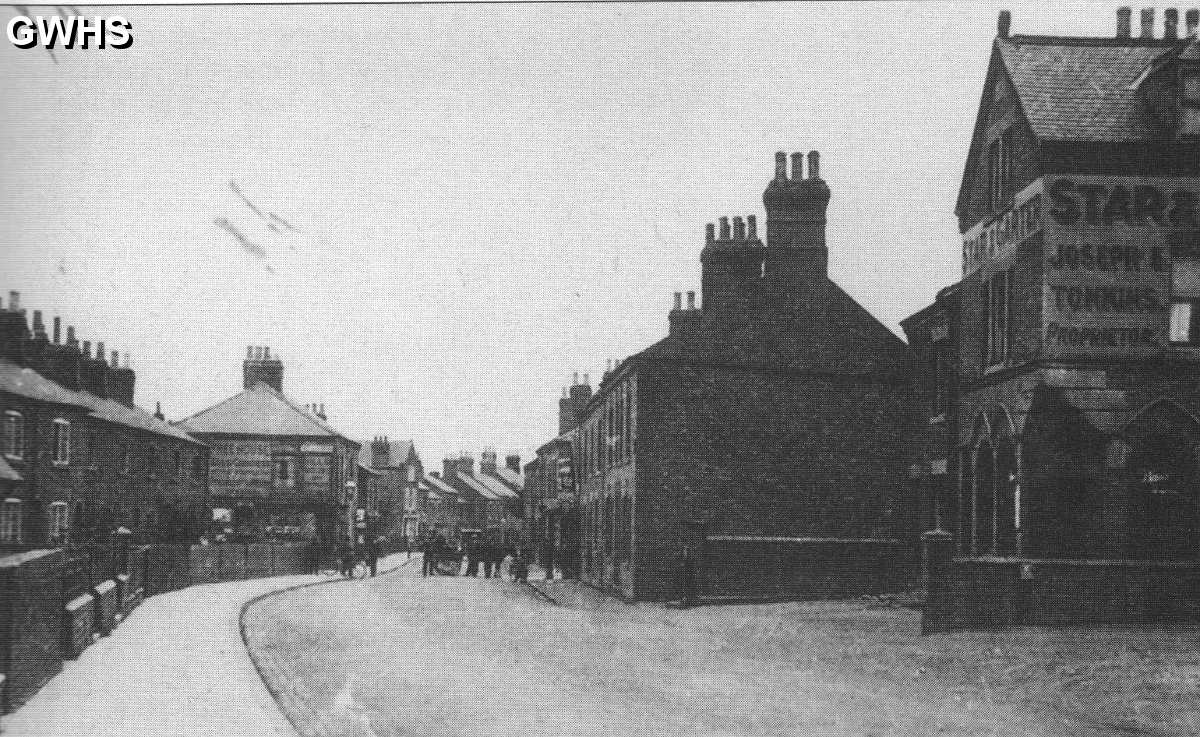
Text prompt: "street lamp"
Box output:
[[344, 480, 357, 544]]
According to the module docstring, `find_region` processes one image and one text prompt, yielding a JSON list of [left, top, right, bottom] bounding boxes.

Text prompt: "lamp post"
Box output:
[[343, 480, 357, 545]]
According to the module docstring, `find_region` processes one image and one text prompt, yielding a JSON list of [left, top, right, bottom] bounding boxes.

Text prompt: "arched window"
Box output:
[[4, 410, 24, 459], [0, 498, 22, 542]]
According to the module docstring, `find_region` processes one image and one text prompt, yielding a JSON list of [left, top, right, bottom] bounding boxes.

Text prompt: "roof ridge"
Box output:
[[1004, 35, 1183, 47], [255, 382, 346, 438]]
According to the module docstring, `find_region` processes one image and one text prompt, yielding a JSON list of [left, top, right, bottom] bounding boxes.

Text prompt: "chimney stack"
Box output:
[[808, 151, 820, 180], [790, 152, 804, 181], [1141, 8, 1155, 38], [719, 216, 730, 240], [82, 340, 91, 359], [686, 291, 696, 310], [673, 292, 682, 310], [7, 291, 18, 312], [66, 326, 76, 346], [562, 372, 593, 435], [733, 216, 745, 241], [154, 402, 165, 421], [111, 350, 119, 368], [1187, 9, 1199, 36], [763, 150, 832, 282], [747, 214, 758, 240], [243, 345, 284, 391], [705, 223, 715, 242], [1166, 8, 1179, 39], [31, 311, 46, 340], [505, 454, 521, 473], [1117, 7, 1133, 38], [774, 151, 787, 182], [997, 10, 1011, 39], [52, 316, 61, 344]]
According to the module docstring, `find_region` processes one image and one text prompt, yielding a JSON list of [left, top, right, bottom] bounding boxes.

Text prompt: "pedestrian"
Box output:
[[338, 539, 353, 578], [543, 537, 556, 581], [365, 536, 380, 578], [307, 538, 320, 574], [465, 538, 479, 577], [481, 540, 494, 578], [421, 534, 436, 577], [511, 547, 528, 583]]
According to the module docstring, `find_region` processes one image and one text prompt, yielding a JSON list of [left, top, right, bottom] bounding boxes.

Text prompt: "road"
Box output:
[[242, 561, 1055, 737]]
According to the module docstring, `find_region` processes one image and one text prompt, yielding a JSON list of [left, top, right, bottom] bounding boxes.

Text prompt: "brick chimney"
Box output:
[[109, 352, 136, 405], [44, 324, 84, 391], [1117, 7, 1132, 38], [668, 291, 702, 336], [505, 454, 521, 473], [480, 449, 498, 475], [80, 340, 111, 399], [0, 294, 30, 365], [243, 345, 283, 391], [559, 372, 593, 435], [701, 214, 765, 316], [763, 150, 832, 284], [443, 454, 475, 479], [371, 436, 392, 468]]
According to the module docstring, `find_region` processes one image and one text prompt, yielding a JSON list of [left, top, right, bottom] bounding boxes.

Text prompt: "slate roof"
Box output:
[[175, 382, 352, 441], [424, 474, 460, 499], [475, 472, 519, 500], [996, 36, 1188, 142], [490, 466, 524, 492], [0, 359, 201, 445], [625, 280, 911, 377], [449, 471, 502, 501]]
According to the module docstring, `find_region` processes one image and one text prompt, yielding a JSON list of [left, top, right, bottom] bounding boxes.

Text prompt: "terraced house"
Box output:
[[0, 292, 209, 547], [908, 8, 1200, 628]]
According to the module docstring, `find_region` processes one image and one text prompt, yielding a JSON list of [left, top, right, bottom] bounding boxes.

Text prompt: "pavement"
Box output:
[[0, 553, 412, 737]]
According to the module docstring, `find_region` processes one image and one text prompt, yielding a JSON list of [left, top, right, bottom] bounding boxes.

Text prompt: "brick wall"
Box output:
[[188, 542, 314, 584], [699, 537, 917, 602], [924, 557, 1200, 632], [0, 550, 64, 713]]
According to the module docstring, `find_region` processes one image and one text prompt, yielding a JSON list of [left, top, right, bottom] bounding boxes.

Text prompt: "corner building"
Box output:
[[577, 152, 916, 601], [906, 9, 1200, 615]]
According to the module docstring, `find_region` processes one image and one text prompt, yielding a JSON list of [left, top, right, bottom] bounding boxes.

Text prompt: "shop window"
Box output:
[[4, 410, 24, 459], [986, 128, 1014, 211], [47, 501, 68, 540], [1170, 257, 1200, 344], [983, 270, 1011, 367], [52, 418, 70, 465], [0, 498, 21, 542]]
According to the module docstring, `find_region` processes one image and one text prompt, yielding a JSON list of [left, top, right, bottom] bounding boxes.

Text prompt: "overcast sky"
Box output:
[[0, 2, 1141, 468]]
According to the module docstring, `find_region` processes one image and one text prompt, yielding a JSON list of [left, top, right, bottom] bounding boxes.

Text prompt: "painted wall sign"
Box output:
[[963, 179, 1045, 275], [1042, 176, 1200, 358]]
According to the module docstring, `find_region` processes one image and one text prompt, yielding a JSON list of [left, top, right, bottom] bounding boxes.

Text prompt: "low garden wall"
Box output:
[[0, 550, 65, 713], [698, 535, 918, 603], [922, 549, 1200, 632]]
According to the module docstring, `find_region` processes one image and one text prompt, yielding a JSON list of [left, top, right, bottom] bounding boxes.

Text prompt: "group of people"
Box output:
[[334, 536, 381, 578], [419, 532, 531, 581]]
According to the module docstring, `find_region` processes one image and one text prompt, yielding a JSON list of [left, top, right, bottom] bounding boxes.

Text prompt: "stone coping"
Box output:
[[65, 592, 94, 612]]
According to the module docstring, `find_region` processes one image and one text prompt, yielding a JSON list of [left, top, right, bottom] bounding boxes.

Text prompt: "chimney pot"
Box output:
[[808, 151, 821, 179], [573, 371, 579, 384], [747, 214, 758, 239], [264, 346, 271, 360], [111, 350, 119, 367], [66, 326, 76, 345], [997, 10, 1011, 38], [673, 292, 682, 310], [32, 310, 44, 333], [705, 223, 715, 242], [96, 341, 105, 360], [1187, 9, 1199, 36], [82, 340, 91, 358], [52, 316, 61, 343], [1117, 7, 1132, 38], [1141, 8, 1155, 38], [719, 216, 731, 240], [686, 290, 696, 310], [733, 216, 745, 241], [606, 359, 613, 372], [246, 345, 254, 359], [583, 373, 589, 385], [791, 152, 805, 182], [122, 352, 130, 369], [7, 291, 18, 311], [1165, 8, 1179, 39], [774, 152, 787, 182]]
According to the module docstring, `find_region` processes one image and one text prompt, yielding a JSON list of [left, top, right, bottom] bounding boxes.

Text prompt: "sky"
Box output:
[[0, 1, 1145, 468]]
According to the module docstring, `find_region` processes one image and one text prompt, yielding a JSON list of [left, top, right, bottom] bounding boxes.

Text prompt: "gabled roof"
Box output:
[[175, 382, 352, 441], [625, 280, 910, 378], [423, 474, 459, 498], [475, 472, 519, 500], [997, 36, 1180, 142], [448, 471, 502, 501], [0, 359, 201, 445], [356, 439, 417, 470], [490, 466, 524, 492]]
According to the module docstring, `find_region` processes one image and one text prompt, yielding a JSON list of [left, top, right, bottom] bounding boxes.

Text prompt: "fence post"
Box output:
[[920, 529, 954, 635]]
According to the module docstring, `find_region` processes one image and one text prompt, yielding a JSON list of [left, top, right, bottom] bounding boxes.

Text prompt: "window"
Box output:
[[192, 454, 203, 478], [0, 498, 21, 542], [986, 128, 1014, 211], [4, 410, 23, 459], [52, 419, 70, 465], [1171, 258, 1200, 344], [984, 270, 1011, 367], [407, 465, 416, 483], [275, 456, 296, 488], [47, 501, 68, 540]]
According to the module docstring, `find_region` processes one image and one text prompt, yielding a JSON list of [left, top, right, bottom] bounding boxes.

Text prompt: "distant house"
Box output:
[[175, 346, 360, 545], [358, 437, 424, 542]]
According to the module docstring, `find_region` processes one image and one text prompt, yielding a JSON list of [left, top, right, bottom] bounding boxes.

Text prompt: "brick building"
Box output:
[[175, 347, 360, 545], [0, 292, 209, 547], [358, 437, 424, 542], [909, 10, 1200, 628], [437, 453, 521, 546], [577, 152, 917, 601]]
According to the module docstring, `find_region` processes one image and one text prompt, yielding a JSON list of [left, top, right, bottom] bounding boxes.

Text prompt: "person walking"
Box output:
[[365, 536, 380, 578], [481, 540, 494, 578], [421, 534, 436, 577], [465, 538, 480, 577], [338, 539, 353, 578]]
